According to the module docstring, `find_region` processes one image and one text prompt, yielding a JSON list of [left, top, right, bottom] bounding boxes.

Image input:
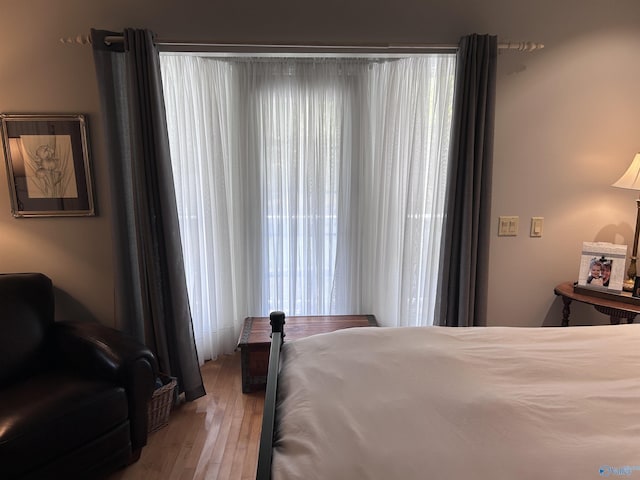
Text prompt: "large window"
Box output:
[[160, 53, 456, 362]]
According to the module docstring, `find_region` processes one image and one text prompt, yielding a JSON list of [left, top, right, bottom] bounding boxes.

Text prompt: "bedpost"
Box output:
[[270, 310, 285, 337], [256, 311, 286, 480]]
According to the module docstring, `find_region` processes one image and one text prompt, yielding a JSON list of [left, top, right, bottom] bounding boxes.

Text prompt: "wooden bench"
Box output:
[[237, 314, 377, 393]]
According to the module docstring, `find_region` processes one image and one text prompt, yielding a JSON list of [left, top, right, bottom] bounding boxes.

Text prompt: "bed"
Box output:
[[257, 312, 640, 480]]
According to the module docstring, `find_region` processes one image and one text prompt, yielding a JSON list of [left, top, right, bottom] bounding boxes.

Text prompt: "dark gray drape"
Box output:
[[435, 34, 497, 327], [91, 28, 205, 400]]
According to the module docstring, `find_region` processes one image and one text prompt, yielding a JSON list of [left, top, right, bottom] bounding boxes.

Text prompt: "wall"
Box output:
[[491, 24, 640, 327], [0, 0, 638, 327]]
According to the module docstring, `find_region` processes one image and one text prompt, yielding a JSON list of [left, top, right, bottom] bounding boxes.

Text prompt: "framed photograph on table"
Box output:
[[577, 241, 627, 293], [0, 114, 95, 217]]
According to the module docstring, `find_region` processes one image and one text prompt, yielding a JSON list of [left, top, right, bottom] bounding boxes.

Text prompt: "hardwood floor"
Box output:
[[108, 352, 264, 480]]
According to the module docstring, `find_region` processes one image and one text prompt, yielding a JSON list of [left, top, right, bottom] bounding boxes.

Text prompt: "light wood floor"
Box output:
[[108, 352, 264, 480]]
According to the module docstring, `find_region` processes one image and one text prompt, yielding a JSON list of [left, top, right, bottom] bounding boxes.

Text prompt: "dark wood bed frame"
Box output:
[[256, 311, 285, 480]]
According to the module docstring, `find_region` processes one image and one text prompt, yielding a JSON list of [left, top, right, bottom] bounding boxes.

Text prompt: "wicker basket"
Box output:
[[147, 375, 177, 433]]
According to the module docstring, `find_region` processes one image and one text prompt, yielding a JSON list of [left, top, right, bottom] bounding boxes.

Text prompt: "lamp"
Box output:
[[612, 152, 640, 291]]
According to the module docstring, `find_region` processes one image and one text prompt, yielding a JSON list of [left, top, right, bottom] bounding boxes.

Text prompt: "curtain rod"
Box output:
[[60, 34, 544, 53]]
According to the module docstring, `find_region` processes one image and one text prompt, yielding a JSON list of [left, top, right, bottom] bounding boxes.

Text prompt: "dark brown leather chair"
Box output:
[[0, 273, 158, 479]]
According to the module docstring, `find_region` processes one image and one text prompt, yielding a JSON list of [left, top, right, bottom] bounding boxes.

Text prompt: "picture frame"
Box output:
[[0, 114, 95, 217], [576, 241, 627, 293]]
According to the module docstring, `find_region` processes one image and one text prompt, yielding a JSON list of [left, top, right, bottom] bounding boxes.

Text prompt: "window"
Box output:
[[160, 53, 456, 361]]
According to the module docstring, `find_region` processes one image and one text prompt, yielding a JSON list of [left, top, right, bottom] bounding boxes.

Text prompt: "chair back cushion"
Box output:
[[0, 273, 55, 384]]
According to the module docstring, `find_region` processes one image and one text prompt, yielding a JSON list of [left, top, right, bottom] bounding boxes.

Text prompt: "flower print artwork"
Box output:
[[1, 114, 95, 217], [17, 135, 78, 199]]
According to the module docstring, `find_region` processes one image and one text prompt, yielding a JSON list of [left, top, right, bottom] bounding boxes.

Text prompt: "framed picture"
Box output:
[[0, 114, 95, 217], [577, 241, 627, 293]]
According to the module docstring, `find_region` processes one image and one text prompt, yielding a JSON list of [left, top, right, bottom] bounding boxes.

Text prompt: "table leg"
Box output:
[[609, 313, 636, 325], [561, 297, 572, 327]]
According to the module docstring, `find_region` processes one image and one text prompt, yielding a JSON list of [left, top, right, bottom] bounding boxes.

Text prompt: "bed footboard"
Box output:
[[256, 311, 285, 480]]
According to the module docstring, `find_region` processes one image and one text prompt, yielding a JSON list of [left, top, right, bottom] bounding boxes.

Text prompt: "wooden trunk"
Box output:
[[237, 314, 377, 393]]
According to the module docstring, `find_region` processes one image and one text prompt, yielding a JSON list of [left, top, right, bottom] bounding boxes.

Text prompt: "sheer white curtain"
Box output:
[[361, 58, 456, 327], [160, 54, 456, 362]]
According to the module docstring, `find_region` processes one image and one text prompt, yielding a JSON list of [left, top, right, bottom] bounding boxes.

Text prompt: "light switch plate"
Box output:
[[498, 216, 519, 236], [530, 217, 544, 237]]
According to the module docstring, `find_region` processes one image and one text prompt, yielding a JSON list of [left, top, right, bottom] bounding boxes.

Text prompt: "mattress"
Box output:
[[272, 324, 640, 480]]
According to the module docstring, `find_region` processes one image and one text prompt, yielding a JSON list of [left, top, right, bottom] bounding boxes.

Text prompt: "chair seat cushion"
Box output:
[[0, 369, 129, 477]]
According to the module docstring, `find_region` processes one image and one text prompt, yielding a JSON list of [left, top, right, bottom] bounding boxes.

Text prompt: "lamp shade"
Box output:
[[612, 153, 640, 190]]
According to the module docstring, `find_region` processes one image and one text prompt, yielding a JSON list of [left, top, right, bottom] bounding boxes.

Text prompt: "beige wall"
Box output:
[[0, 0, 638, 327]]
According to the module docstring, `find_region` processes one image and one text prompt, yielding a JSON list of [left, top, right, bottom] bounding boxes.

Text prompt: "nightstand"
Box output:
[[554, 281, 640, 326]]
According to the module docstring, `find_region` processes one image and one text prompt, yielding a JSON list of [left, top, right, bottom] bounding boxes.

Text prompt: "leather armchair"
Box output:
[[0, 273, 158, 479]]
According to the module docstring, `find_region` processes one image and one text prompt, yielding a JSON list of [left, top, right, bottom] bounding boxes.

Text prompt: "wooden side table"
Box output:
[[237, 314, 377, 393], [553, 281, 640, 326]]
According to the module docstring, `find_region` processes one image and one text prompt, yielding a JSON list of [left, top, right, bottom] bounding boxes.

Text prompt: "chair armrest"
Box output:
[[53, 320, 158, 382], [53, 320, 159, 451]]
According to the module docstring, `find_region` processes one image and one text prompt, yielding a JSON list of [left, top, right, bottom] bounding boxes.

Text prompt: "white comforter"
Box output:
[[272, 325, 640, 480]]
